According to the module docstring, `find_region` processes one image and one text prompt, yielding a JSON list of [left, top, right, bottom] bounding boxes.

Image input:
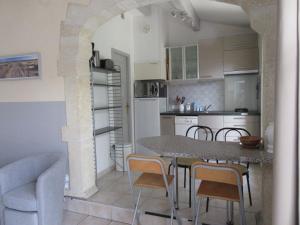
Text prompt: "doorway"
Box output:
[[111, 49, 132, 143]]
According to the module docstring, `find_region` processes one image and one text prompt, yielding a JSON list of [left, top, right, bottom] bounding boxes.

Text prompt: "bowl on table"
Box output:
[[240, 136, 262, 149]]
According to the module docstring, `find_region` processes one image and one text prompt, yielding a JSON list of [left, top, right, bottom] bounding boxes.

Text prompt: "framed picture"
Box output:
[[0, 53, 41, 80]]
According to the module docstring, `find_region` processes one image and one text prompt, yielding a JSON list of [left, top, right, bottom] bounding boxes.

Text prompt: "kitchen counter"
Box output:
[[160, 110, 261, 116]]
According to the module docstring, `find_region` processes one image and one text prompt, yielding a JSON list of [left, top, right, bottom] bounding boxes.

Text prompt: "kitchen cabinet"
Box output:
[[134, 62, 165, 80], [161, 114, 261, 142], [185, 45, 199, 79], [224, 34, 258, 51], [160, 115, 175, 136], [223, 115, 260, 142], [198, 38, 224, 79], [170, 47, 184, 80], [168, 45, 199, 81], [223, 34, 259, 75], [198, 115, 224, 140], [175, 116, 198, 137], [224, 48, 259, 74]]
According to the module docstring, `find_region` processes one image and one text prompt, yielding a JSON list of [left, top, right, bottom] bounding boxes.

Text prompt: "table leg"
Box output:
[[172, 157, 179, 209]]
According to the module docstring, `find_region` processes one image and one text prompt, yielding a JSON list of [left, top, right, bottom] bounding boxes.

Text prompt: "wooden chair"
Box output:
[[215, 127, 252, 206], [191, 161, 246, 225], [168, 125, 213, 208], [127, 154, 178, 225]]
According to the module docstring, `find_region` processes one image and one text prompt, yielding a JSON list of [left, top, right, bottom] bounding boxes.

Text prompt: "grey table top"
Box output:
[[137, 135, 273, 164]]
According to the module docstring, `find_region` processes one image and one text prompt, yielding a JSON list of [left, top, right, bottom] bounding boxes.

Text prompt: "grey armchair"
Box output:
[[0, 153, 66, 225]]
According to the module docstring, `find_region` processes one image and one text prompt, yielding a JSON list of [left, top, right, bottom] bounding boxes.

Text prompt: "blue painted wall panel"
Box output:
[[0, 102, 67, 167]]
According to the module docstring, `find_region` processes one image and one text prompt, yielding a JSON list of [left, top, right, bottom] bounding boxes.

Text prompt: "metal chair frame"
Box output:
[[214, 127, 253, 207], [191, 163, 246, 225], [168, 125, 214, 208], [127, 155, 179, 225], [186, 125, 214, 141], [215, 127, 251, 142]]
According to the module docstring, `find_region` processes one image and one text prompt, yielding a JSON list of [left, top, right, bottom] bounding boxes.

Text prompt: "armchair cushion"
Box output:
[[3, 182, 37, 212]]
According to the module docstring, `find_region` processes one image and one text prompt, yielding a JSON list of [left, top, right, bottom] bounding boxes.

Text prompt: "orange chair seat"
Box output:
[[197, 181, 240, 202], [134, 173, 174, 189]]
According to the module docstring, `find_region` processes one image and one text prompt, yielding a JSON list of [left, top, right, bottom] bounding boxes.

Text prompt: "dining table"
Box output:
[[137, 135, 273, 225]]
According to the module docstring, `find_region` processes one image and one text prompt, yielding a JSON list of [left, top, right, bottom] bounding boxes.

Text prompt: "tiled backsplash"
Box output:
[[168, 80, 225, 111]]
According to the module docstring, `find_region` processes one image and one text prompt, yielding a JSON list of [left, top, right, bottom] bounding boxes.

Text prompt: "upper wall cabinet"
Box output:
[[134, 62, 166, 80], [185, 45, 199, 79], [170, 47, 184, 80], [167, 45, 199, 81], [223, 34, 259, 75], [198, 38, 224, 79], [224, 34, 258, 50]]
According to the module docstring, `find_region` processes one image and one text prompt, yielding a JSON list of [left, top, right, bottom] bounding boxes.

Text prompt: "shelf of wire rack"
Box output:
[[93, 106, 122, 111], [90, 65, 126, 173]]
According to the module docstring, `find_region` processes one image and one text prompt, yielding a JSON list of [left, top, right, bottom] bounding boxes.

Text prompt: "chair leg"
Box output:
[[131, 189, 142, 225], [239, 202, 247, 225], [226, 201, 234, 225], [166, 164, 172, 197], [195, 198, 201, 225], [184, 167, 187, 188], [206, 197, 209, 212], [170, 184, 174, 225], [189, 167, 192, 208], [167, 182, 180, 225], [246, 173, 252, 206]]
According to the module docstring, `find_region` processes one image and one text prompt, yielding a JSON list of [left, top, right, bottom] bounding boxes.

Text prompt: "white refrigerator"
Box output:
[[134, 98, 167, 144]]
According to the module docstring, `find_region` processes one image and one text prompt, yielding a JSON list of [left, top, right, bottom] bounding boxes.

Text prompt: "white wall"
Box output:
[[0, 0, 86, 102], [92, 12, 134, 175], [133, 5, 166, 63]]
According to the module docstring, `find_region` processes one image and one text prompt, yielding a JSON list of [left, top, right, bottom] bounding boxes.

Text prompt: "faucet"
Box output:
[[204, 104, 212, 113]]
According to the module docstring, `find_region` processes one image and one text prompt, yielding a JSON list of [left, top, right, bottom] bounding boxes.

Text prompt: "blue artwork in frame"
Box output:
[[0, 53, 41, 80]]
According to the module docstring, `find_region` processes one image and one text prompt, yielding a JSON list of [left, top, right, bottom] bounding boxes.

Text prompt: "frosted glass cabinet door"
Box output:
[[185, 45, 198, 79], [170, 47, 183, 80]]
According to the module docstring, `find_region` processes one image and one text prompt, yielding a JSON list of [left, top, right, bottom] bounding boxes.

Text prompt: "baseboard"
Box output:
[[97, 164, 115, 179]]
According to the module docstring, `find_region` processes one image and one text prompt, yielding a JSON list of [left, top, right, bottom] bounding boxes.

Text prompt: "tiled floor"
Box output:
[[63, 210, 128, 225], [84, 163, 262, 224]]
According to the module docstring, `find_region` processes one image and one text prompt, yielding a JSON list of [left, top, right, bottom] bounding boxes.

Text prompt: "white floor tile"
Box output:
[[79, 216, 111, 225], [63, 211, 87, 225]]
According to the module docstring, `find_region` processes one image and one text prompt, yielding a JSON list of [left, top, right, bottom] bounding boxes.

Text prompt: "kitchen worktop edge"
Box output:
[[160, 111, 261, 116]]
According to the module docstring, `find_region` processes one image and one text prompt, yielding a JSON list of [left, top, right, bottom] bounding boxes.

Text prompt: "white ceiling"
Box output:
[[190, 0, 249, 26]]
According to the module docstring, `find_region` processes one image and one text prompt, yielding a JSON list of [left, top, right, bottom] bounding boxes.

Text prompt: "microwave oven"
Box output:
[[134, 80, 167, 98]]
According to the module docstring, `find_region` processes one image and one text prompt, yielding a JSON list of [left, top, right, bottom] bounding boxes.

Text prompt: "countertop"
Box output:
[[160, 110, 261, 116]]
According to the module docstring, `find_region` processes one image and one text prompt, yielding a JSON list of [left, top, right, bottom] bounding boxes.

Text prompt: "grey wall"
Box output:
[[168, 80, 225, 111], [0, 102, 67, 167]]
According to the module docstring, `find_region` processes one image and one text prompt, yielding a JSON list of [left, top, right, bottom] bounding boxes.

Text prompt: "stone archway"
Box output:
[[59, 0, 278, 199]]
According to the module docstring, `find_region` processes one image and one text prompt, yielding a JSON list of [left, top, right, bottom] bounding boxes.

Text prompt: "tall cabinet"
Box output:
[[90, 66, 126, 174]]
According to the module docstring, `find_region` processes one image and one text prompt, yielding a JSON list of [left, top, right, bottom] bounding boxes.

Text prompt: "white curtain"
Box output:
[[273, 0, 299, 224]]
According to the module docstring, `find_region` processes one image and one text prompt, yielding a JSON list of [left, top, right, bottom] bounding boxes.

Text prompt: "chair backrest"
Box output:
[[192, 161, 242, 186], [126, 154, 166, 175], [215, 127, 251, 142], [186, 125, 214, 141]]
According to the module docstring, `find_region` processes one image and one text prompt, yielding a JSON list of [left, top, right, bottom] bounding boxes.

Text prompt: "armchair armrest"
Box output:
[[36, 155, 66, 225], [0, 156, 38, 195]]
